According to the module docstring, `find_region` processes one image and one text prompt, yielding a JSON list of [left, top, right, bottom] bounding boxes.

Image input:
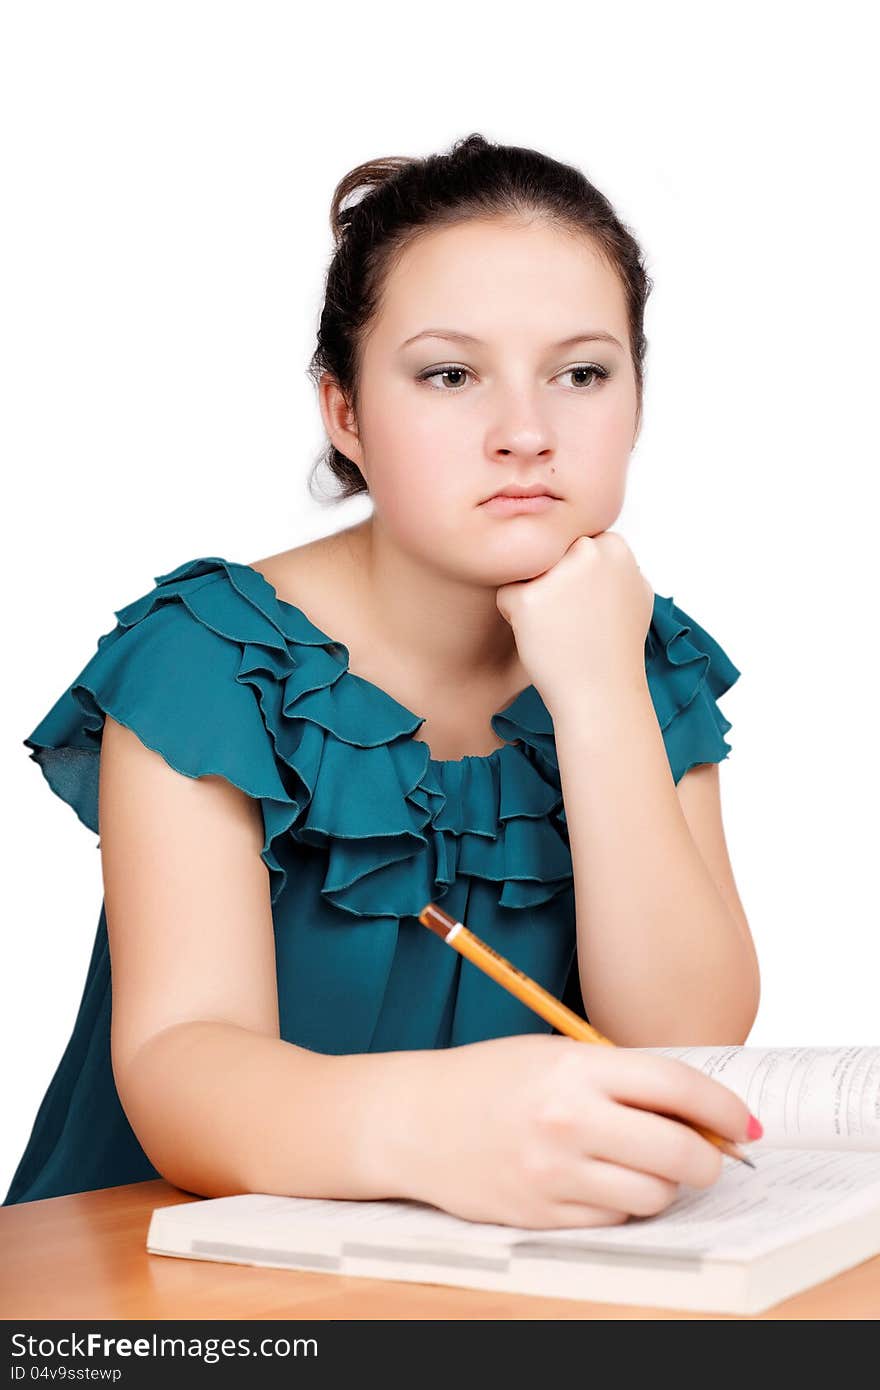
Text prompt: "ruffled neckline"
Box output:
[[230, 558, 549, 771], [76, 554, 735, 918]]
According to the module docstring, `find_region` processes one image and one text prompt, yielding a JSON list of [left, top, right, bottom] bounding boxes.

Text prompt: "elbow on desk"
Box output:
[[112, 1024, 252, 1200]]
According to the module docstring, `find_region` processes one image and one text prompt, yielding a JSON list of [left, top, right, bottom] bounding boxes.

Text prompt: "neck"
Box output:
[[343, 516, 526, 701]]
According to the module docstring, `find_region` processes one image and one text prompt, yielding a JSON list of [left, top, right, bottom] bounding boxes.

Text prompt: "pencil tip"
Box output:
[[740, 1154, 756, 1169]]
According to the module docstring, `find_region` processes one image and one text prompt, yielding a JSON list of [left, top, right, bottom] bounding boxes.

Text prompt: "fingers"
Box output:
[[593, 1051, 753, 1147], [582, 1097, 725, 1189], [553, 1156, 682, 1219], [540, 1204, 630, 1230]]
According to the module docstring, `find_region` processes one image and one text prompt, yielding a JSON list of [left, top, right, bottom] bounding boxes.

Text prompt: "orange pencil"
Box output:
[[419, 900, 755, 1169]]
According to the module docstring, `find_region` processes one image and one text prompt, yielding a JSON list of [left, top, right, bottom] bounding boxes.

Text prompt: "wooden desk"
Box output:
[[1, 1180, 878, 1320]]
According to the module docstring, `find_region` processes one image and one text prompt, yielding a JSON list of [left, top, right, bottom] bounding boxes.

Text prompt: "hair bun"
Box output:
[[330, 156, 413, 244]]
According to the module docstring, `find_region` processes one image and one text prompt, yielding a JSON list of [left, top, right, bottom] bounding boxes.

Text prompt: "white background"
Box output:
[[2, 1, 878, 1197]]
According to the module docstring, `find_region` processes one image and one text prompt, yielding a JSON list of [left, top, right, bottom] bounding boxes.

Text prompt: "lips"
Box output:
[[490, 492, 556, 501], [481, 492, 556, 508], [481, 493, 558, 515]]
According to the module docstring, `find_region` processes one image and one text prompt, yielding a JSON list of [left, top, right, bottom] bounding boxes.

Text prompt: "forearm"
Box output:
[[553, 685, 759, 1046], [116, 1020, 440, 1200]]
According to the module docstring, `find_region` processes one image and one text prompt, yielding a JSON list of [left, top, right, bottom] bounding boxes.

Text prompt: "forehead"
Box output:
[[370, 217, 629, 346]]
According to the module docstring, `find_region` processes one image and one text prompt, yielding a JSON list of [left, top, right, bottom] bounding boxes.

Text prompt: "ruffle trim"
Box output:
[[645, 593, 742, 784], [23, 558, 740, 921]]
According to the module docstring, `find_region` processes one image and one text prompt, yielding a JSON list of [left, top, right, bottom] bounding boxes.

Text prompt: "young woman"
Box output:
[[4, 134, 761, 1226]]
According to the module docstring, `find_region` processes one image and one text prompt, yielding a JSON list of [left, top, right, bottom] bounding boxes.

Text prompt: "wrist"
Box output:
[[549, 673, 654, 737], [343, 1046, 449, 1203]]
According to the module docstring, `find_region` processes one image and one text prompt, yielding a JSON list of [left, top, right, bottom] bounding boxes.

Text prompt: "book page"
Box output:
[[155, 1152, 880, 1265], [511, 1149, 880, 1261], [639, 1045, 880, 1150]]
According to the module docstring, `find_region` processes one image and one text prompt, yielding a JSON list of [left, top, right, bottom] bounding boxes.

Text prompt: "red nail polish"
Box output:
[[747, 1114, 763, 1140]]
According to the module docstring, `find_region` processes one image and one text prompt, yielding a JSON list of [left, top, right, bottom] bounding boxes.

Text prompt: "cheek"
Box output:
[[567, 461, 628, 534], [567, 399, 633, 491], [585, 387, 636, 453], [366, 450, 466, 539], [362, 401, 474, 521], [395, 405, 469, 491]]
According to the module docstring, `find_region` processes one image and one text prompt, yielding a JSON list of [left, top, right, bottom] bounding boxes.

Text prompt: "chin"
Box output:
[[482, 538, 569, 586]]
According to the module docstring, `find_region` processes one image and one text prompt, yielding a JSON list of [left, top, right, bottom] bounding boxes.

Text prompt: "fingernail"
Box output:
[[746, 1114, 763, 1141]]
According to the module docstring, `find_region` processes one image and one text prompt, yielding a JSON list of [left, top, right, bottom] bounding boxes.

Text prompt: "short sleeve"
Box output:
[[646, 593, 742, 785], [22, 597, 298, 902]]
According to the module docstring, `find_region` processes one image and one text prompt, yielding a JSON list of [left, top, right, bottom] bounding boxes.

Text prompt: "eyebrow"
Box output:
[[398, 328, 625, 352]]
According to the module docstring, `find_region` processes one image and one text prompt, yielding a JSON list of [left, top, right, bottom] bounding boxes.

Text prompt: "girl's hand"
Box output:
[[397, 1034, 755, 1230], [495, 532, 655, 718]]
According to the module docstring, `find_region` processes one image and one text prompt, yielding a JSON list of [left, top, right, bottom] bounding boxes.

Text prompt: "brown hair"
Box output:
[[306, 132, 653, 503]]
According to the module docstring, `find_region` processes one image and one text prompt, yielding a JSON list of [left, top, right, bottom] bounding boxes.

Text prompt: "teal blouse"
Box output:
[[3, 555, 741, 1205]]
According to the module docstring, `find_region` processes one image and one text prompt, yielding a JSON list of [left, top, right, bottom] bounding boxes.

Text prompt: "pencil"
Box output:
[[418, 900, 755, 1169]]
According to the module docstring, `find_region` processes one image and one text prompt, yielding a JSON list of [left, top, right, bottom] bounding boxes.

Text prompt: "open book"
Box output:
[[146, 1045, 880, 1316]]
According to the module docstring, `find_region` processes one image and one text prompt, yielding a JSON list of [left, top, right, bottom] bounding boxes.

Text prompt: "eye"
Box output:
[[416, 364, 474, 391], [558, 363, 610, 389]]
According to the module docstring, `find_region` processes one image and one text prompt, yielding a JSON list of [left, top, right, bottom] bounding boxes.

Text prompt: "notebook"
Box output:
[[146, 1044, 880, 1315]]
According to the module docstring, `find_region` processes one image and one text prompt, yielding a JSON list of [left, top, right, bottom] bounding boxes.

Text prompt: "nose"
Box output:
[[486, 393, 555, 462], [490, 428, 554, 463]]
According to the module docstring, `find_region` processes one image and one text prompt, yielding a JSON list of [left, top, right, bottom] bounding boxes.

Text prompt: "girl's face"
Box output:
[[344, 216, 640, 586]]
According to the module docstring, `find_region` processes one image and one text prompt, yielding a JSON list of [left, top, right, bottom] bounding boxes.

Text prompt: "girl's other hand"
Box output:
[[495, 531, 655, 719]]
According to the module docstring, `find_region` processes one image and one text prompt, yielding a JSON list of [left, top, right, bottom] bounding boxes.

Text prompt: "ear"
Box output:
[[318, 373, 365, 473]]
